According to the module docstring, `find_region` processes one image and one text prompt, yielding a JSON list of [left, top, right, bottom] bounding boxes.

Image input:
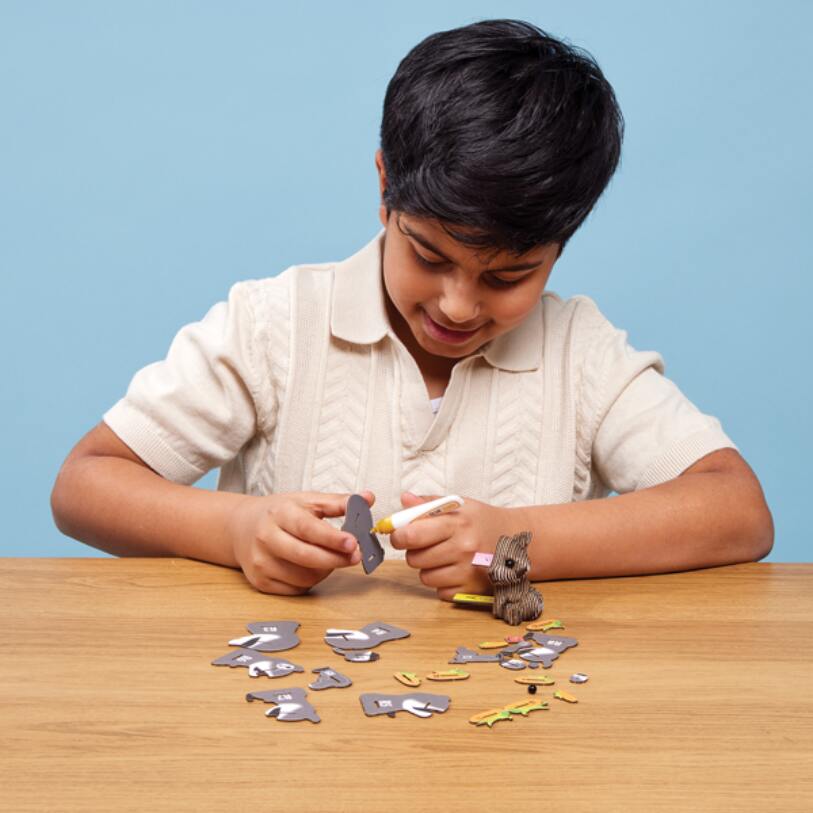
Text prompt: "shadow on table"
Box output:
[[314, 563, 430, 601]]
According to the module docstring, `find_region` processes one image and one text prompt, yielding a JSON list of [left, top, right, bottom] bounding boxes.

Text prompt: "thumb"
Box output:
[[400, 491, 440, 507]]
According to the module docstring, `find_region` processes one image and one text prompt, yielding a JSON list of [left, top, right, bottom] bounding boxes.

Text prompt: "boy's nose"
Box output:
[[437, 279, 482, 325]]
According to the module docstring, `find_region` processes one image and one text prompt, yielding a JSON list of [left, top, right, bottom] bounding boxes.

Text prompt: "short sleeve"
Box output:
[[575, 297, 737, 495], [103, 281, 265, 485]]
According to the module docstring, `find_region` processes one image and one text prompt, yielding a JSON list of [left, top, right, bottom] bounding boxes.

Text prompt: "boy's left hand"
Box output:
[[389, 492, 533, 601]]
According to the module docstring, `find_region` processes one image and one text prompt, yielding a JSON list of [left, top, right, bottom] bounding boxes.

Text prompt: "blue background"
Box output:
[[1, 2, 810, 559]]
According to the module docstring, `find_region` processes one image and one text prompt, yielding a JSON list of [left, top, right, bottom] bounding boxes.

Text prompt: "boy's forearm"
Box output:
[[52, 455, 249, 566], [522, 469, 774, 581]]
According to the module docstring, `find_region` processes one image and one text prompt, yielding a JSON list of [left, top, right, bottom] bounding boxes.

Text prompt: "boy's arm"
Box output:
[[51, 422, 249, 565], [51, 423, 364, 596], [523, 448, 774, 581]]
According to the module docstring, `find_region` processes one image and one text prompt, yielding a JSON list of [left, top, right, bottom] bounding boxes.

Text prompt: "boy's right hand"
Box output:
[[227, 491, 374, 595]]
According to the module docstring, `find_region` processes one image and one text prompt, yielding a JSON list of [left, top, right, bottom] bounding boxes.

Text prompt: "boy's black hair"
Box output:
[[379, 19, 624, 255]]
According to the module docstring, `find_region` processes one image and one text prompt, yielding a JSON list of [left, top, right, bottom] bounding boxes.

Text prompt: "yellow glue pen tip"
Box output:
[[371, 518, 395, 535]]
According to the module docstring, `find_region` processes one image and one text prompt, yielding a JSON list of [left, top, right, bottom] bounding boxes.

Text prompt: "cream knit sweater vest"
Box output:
[[106, 232, 735, 559]]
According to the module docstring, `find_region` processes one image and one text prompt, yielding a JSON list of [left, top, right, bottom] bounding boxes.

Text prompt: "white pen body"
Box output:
[[374, 495, 464, 534]]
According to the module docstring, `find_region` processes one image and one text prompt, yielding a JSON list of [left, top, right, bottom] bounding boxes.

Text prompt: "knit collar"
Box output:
[[330, 229, 544, 373]]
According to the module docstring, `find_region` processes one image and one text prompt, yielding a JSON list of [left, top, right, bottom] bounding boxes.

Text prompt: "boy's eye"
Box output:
[[414, 249, 525, 288], [486, 275, 522, 289], [414, 252, 447, 268]]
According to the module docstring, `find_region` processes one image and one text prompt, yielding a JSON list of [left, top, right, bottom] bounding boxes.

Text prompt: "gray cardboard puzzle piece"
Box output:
[[333, 648, 380, 663], [499, 658, 527, 671], [246, 688, 320, 723], [359, 693, 451, 719], [499, 641, 534, 657], [524, 632, 580, 651], [228, 621, 300, 652], [211, 648, 305, 678], [342, 494, 384, 575], [325, 621, 410, 651], [449, 646, 500, 664], [519, 635, 579, 667], [309, 666, 353, 691]]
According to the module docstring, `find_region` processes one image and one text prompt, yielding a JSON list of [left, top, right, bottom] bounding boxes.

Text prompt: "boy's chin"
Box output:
[[417, 332, 485, 360]]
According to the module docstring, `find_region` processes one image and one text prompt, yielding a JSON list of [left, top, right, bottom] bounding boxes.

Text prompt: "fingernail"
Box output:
[[350, 549, 361, 564], [344, 537, 357, 553]]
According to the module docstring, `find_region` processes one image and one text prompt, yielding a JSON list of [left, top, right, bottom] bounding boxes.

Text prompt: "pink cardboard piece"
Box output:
[[471, 552, 494, 567]]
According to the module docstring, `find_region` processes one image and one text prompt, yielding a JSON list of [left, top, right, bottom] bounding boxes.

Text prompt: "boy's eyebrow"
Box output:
[[397, 216, 542, 273]]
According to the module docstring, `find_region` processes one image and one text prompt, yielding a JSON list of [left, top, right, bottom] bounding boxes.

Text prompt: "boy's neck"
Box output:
[[385, 294, 456, 392]]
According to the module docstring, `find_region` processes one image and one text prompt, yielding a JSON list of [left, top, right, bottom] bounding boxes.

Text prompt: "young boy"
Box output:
[[51, 19, 773, 600]]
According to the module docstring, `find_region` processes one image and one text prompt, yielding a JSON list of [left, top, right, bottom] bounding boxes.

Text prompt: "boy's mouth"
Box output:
[[421, 309, 483, 344]]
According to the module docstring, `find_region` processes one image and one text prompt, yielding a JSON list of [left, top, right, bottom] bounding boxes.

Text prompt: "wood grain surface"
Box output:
[[1, 559, 811, 812]]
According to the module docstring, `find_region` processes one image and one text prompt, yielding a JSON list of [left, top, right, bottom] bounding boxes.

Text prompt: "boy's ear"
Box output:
[[374, 149, 386, 195], [375, 150, 389, 227]]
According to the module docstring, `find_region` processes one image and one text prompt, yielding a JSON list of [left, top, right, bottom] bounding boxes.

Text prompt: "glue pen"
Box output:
[[371, 495, 464, 534]]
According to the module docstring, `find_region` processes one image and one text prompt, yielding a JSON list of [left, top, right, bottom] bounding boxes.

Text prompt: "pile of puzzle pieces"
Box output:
[[212, 617, 587, 726]]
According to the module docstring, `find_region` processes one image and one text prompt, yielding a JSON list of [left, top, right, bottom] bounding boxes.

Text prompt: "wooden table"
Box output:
[[1, 559, 811, 812]]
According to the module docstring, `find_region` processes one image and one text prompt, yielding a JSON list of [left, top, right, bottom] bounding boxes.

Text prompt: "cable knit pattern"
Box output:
[[310, 338, 370, 494], [572, 297, 607, 499], [489, 369, 544, 507], [401, 438, 448, 498], [104, 231, 736, 521], [250, 274, 291, 496]]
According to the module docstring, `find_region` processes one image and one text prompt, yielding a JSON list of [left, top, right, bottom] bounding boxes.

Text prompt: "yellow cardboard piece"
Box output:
[[478, 641, 506, 649], [393, 671, 421, 688], [504, 700, 549, 716], [554, 690, 578, 704], [475, 711, 513, 728], [469, 707, 505, 723], [470, 699, 549, 726], [426, 669, 470, 681], [526, 618, 564, 632], [514, 675, 555, 686], [453, 593, 494, 605]]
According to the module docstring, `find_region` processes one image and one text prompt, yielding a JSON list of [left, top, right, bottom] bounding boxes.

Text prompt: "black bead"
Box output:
[[528, 684, 538, 695], [505, 558, 515, 568]]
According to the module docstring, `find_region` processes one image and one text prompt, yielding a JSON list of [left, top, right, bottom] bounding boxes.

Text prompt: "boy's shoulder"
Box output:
[[540, 290, 620, 346], [539, 289, 662, 382], [228, 233, 386, 339], [227, 260, 338, 314], [234, 259, 337, 291]]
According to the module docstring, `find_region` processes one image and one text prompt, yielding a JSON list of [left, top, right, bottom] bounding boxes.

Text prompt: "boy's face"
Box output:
[[379, 207, 559, 368]]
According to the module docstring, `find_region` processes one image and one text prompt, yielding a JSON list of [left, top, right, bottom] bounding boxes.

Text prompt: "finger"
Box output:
[[270, 526, 362, 571], [296, 492, 354, 519], [251, 576, 308, 596], [272, 560, 332, 590], [258, 563, 330, 591], [243, 549, 331, 592], [390, 515, 456, 551], [405, 541, 460, 571], [417, 563, 464, 591], [250, 543, 333, 588], [300, 491, 376, 519], [274, 503, 359, 554], [400, 491, 441, 507]]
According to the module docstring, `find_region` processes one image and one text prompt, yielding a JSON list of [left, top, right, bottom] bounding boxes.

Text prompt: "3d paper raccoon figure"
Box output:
[[488, 531, 544, 626]]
